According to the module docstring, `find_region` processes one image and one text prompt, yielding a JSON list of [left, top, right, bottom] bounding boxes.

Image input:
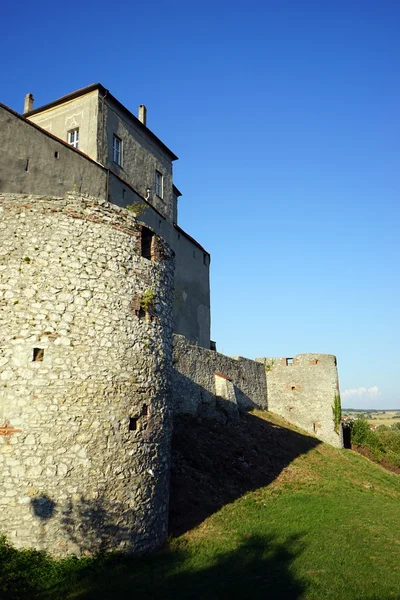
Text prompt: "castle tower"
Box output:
[[0, 192, 174, 555]]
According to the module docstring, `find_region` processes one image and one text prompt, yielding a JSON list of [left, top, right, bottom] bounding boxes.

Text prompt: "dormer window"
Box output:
[[67, 129, 79, 149], [155, 170, 163, 199], [113, 135, 122, 166]]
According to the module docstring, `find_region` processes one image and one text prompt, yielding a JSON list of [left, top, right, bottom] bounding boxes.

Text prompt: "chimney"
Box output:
[[138, 104, 147, 126], [24, 93, 34, 114]]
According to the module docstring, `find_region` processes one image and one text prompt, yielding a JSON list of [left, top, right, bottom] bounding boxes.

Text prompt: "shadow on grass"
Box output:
[[0, 533, 306, 600], [170, 411, 321, 536]]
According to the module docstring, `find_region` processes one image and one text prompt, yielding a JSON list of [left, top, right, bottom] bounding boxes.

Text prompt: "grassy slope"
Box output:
[[1, 411, 399, 600]]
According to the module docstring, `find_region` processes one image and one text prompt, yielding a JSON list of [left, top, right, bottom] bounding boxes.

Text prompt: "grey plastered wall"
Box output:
[[172, 335, 267, 415], [0, 104, 106, 199], [103, 98, 175, 222], [108, 176, 211, 349], [172, 232, 211, 349], [259, 354, 342, 447]]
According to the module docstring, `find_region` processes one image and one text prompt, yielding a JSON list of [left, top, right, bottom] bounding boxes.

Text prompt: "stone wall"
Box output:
[[259, 354, 342, 447], [0, 103, 211, 350], [172, 335, 267, 419], [0, 193, 174, 555]]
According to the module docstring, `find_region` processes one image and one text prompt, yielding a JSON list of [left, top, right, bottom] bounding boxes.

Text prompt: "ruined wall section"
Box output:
[[0, 193, 174, 556], [172, 335, 267, 419], [259, 354, 342, 448]]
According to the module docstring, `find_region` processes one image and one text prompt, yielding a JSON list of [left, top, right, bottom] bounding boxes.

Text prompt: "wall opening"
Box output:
[[25, 159, 29, 172], [129, 417, 138, 431], [33, 348, 44, 362], [141, 227, 154, 260], [142, 404, 149, 417], [54, 151, 59, 159], [286, 358, 294, 366], [137, 307, 146, 320]]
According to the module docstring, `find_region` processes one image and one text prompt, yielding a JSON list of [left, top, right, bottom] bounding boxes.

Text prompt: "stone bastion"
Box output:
[[0, 192, 174, 555]]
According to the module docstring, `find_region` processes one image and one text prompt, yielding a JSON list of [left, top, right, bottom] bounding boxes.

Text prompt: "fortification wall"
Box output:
[[172, 335, 267, 419], [0, 193, 174, 556], [0, 104, 106, 199], [259, 354, 342, 447]]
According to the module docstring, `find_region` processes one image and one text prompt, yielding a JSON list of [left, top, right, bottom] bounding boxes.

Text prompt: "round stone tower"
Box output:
[[0, 193, 174, 556]]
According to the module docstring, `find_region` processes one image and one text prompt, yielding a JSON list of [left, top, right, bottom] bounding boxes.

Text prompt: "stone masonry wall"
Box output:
[[172, 335, 267, 419], [259, 354, 342, 448], [0, 193, 174, 556]]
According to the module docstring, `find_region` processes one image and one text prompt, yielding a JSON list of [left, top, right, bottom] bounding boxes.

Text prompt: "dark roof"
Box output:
[[24, 83, 178, 161]]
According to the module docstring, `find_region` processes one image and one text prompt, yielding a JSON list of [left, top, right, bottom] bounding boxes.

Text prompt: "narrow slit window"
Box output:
[[136, 307, 146, 320], [129, 417, 138, 431], [141, 227, 154, 260], [54, 151, 59, 159], [25, 159, 29, 171], [155, 170, 163, 198], [33, 348, 44, 362]]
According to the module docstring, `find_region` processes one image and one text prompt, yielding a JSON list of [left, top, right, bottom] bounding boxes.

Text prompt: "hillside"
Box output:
[[1, 410, 399, 600]]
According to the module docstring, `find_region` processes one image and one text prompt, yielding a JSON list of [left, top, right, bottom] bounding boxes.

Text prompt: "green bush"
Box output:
[[351, 419, 400, 467]]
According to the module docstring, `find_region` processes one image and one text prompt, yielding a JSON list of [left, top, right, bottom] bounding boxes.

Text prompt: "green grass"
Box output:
[[1, 412, 399, 600]]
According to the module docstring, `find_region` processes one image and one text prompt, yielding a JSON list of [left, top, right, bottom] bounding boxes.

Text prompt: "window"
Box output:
[[113, 135, 122, 166], [67, 129, 79, 149], [141, 226, 154, 260], [155, 170, 163, 198]]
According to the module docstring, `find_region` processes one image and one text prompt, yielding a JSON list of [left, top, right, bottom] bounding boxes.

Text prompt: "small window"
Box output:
[[54, 151, 59, 159], [33, 348, 44, 362], [203, 253, 208, 266], [113, 135, 122, 166], [286, 358, 294, 366], [67, 129, 79, 149], [155, 170, 163, 198]]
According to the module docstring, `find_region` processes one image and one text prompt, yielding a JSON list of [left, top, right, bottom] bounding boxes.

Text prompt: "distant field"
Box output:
[[343, 410, 400, 426]]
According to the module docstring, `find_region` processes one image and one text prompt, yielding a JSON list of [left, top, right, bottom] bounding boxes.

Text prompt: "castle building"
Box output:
[[3, 85, 211, 349], [0, 86, 343, 557]]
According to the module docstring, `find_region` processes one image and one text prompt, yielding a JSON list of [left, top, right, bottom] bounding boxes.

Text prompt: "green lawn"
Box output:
[[1, 412, 399, 600]]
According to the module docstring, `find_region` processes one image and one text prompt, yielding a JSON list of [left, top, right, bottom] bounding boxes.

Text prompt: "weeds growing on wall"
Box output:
[[126, 201, 147, 217], [140, 289, 155, 313], [264, 359, 275, 372], [332, 393, 341, 433]]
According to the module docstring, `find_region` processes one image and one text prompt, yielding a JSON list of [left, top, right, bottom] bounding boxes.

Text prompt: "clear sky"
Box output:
[[2, 0, 399, 409]]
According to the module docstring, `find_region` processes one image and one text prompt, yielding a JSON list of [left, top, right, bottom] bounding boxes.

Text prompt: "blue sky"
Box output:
[[2, 0, 399, 409]]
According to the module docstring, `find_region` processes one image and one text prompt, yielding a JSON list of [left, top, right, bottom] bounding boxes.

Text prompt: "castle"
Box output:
[[0, 85, 342, 556]]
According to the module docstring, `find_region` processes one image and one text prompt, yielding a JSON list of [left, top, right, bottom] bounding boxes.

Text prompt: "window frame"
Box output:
[[67, 128, 79, 149], [113, 134, 123, 166], [155, 170, 163, 199]]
